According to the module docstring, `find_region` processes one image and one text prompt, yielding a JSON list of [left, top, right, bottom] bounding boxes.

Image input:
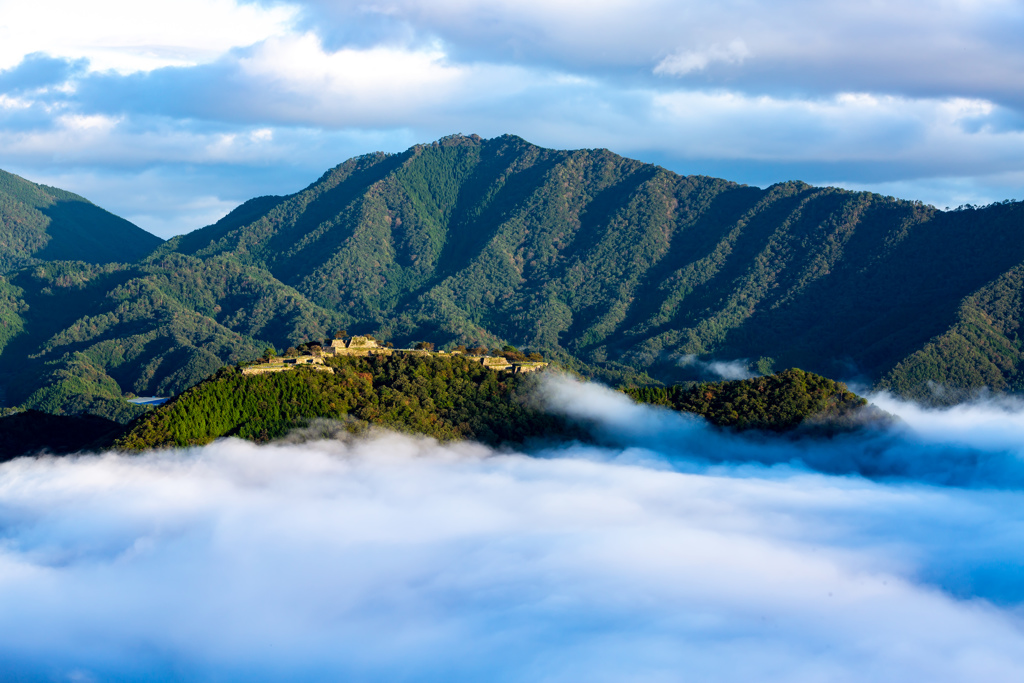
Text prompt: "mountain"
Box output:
[[114, 356, 868, 453], [0, 255, 347, 421], [0, 169, 162, 271], [1, 134, 1023, 420], [625, 368, 877, 433], [161, 134, 1024, 398]]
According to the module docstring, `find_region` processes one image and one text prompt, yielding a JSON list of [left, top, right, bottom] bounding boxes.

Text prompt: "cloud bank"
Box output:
[[3, 378, 1024, 680], [0, 0, 1022, 235]]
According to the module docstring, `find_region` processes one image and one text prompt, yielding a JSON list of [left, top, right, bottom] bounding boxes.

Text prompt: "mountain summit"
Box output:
[[164, 134, 1024, 398]]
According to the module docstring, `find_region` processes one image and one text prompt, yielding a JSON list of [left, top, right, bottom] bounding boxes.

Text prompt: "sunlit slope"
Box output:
[[0, 169, 163, 271], [0, 255, 347, 421], [116, 354, 575, 450], [163, 134, 1024, 394]]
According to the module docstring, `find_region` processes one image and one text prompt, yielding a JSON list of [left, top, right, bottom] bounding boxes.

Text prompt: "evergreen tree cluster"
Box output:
[[116, 354, 577, 449], [624, 368, 869, 432]]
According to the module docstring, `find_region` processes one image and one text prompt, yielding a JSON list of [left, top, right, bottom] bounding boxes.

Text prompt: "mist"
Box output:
[[539, 374, 1024, 487], [676, 353, 757, 380], [2, 378, 1024, 680]]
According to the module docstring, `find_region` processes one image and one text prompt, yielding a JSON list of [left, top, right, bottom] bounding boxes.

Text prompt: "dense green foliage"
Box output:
[[160, 134, 1024, 398], [625, 368, 869, 432], [0, 256, 346, 422], [0, 169, 162, 271], [117, 354, 576, 449], [3, 135, 1024, 420]]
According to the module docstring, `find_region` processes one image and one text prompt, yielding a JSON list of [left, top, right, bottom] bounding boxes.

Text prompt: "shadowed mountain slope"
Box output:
[[0, 169, 162, 271], [0, 255, 347, 422]]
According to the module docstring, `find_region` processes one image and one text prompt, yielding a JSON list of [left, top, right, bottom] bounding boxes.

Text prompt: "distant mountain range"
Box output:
[[1, 134, 1022, 420]]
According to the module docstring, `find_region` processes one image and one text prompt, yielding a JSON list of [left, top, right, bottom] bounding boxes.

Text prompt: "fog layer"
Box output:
[[1, 379, 1024, 680]]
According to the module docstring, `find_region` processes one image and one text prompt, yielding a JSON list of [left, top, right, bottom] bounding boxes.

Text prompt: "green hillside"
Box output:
[[162, 134, 1024, 397], [116, 353, 575, 450], [0, 169, 162, 271], [625, 368, 872, 433], [0, 255, 347, 422], [2, 134, 1023, 420]]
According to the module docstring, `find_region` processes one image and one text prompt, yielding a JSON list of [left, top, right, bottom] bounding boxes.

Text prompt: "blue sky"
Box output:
[[0, 0, 1022, 237]]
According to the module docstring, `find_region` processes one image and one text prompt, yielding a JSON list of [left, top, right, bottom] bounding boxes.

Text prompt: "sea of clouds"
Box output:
[[2, 375, 1024, 681]]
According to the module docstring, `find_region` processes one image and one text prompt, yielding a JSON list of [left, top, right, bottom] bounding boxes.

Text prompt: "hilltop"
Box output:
[[625, 368, 884, 434], [116, 351, 568, 450]]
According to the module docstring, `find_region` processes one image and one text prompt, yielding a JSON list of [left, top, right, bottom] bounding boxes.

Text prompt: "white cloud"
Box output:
[[236, 33, 470, 116], [0, 0, 1021, 233], [1, 426, 1024, 680], [654, 40, 751, 76], [0, 0, 298, 73]]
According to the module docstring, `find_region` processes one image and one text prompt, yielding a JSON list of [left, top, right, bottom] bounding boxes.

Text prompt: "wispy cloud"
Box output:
[[654, 40, 750, 76]]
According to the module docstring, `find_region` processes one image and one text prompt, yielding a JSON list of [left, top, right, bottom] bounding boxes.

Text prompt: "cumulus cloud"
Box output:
[[296, 0, 1024, 105], [2, 415, 1024, 680], [0, 0, 1022, 233], [0, 0, 298, 73]]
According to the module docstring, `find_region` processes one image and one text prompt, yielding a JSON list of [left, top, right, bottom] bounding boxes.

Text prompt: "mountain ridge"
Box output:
[[0, 169, 162, 270], [1, 134, 1023, 419]]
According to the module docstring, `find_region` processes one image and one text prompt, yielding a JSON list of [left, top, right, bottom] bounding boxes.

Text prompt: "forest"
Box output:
[[1, 134, 1023, 425], [115, 353, 579, 450]]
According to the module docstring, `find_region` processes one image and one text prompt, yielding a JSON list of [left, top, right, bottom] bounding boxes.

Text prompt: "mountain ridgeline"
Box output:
[[1, 133, 1023, 422], [0, 169, 162, 271], [160, 134, 1024, 400]]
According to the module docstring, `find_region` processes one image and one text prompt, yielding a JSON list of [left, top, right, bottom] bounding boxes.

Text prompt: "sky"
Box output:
[[3, 375, 1024, 680], [0, 0, 1022, 237]]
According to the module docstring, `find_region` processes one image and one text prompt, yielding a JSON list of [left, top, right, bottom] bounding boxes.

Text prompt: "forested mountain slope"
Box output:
[[2, 134, 1022, 420], [161, 134, 1024, 396], [0, 255, 346, 421], [0, 169, 162, 271]]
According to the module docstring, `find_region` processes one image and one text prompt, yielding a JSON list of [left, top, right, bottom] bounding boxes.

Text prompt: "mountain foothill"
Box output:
[[0, 134, 1022, 434]]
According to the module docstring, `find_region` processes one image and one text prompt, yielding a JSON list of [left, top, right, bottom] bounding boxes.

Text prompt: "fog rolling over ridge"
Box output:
[[2, 377, 1024, 681]]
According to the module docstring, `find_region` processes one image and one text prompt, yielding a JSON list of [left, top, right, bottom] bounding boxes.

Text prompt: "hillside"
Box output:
[[160, 134, 1024, 397], [0, 255, 347, 422], [625, 368, 875, 433], [115, 357, 871, 454], [0, 169, 162, 271], [0, 409, 125, 461], [1, 134, 1023, 420], [116, 353, 576, 450]]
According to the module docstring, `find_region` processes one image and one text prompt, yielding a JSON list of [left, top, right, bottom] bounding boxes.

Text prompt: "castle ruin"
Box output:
[[242, 336, 548, 376]]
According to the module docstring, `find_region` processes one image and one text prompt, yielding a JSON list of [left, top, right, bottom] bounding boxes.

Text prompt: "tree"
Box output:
[[334, 330, 348, 339], [415, 341, 435, 351]]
